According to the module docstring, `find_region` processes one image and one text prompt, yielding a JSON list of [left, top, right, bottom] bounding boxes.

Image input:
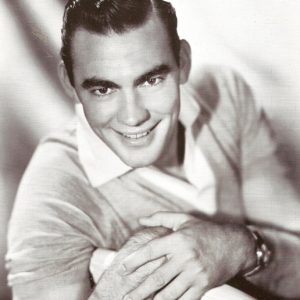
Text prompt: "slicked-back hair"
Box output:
[[61, 0, 180, 85]]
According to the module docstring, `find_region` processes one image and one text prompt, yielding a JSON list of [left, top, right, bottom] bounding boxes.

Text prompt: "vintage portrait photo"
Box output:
[[1, 1, 300, 299]]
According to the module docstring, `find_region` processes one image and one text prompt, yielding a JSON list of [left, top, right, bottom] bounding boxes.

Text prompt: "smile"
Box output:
[[115, 122, 160, 142], [122, 131, 150, 139]]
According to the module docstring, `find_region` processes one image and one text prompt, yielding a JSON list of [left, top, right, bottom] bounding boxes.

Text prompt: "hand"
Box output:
[[88, 227, 172, 300], [121, 212, 255, 300]]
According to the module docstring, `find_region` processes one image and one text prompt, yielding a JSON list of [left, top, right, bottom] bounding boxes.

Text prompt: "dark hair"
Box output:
[[61, 0, 180, 85]]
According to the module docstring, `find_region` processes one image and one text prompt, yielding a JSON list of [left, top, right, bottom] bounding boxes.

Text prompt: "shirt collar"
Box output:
[[76, 84, 201, 187]]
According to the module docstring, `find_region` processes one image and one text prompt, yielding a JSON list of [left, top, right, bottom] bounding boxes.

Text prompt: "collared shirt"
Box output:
[[79, 84, 218, 282], [76, 84, 217, 216], [10, 67, 288, 297]]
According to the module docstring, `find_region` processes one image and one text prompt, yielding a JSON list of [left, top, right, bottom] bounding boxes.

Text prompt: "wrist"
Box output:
[[221, 223, 257, 277], [238, 225, 258, 274]]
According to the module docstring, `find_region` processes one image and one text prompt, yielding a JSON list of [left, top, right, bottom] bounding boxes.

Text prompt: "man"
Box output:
[[6, 0, 300, 299]]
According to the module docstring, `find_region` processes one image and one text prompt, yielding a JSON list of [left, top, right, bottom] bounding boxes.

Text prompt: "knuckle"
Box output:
[[198, 272, 210, 289], [195, 260, 205, 272], [176, 231, 198, 247], [151, 271, 166, 288], [145, 243, 154, 260], [155, 290, 176, 300], [191, 291, 204, 300], [187, 248, 200, 260], [180, 288, 203, 300], [189, 260, 205, 278], [175, 232, 191, 247]]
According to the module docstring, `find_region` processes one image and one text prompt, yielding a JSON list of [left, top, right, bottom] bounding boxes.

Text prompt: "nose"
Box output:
[[117, 91, 150, 126]]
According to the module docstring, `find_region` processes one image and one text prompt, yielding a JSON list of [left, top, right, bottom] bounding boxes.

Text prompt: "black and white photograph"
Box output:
[[1, 1, 300, 299]]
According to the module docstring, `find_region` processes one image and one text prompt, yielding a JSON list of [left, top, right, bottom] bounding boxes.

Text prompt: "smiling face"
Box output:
[[65, 14, 191, 168]]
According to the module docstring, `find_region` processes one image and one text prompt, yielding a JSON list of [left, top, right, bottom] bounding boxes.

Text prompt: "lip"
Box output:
[[114, 122, 160, 145], [114, 122, 159, 138]]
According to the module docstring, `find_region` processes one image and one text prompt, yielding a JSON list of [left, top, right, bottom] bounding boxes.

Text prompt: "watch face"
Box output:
[[261, 242, 272, 265], [243, 229, 272, 277]]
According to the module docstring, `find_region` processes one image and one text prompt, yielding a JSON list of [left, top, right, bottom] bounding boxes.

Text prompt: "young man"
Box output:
[[6, 0, 300, 299]]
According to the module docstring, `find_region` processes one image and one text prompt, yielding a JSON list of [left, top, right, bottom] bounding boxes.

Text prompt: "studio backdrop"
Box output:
[[1, 1, 300, 299]]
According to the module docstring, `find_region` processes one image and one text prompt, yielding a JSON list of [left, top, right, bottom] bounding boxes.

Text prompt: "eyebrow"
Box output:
[[134, 64, 172, 86], [81, 64, 171, 90], [81, 78, 120, 90]]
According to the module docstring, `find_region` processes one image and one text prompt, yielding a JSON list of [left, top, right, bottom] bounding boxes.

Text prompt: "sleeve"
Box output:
[[6, 160, 106, 298], [235, 72, 300, 231], [89, 249, 117, 283]]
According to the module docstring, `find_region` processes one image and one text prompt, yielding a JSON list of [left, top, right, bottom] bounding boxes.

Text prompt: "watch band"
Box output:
[[243, 228, 272, 277]]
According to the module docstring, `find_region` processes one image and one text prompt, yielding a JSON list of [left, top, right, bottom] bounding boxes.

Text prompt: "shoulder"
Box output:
[[27, 119, 87, 182], [9, 120, 112, 236], [8, 121, 94, 239], [186, 65, 258, 138], [6, 122, 116, 290], [182, 65, 254, 142], [10, 120, 97, 215], [191, 65, 250, 91], [189, 65, 254, 112]]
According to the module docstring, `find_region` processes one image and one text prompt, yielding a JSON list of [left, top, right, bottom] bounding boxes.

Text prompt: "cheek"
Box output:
[[146, 84, 180, 115], [81, 100, 119, 129]]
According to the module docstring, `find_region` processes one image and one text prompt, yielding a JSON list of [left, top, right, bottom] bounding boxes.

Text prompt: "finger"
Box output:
[[124, 259, 181, 300], [130, 256, 167, 281], [139, 212, 193, 231], [153, 271, 192, 300], [122, 235, 171, 274], [179, 287, 203, 300]]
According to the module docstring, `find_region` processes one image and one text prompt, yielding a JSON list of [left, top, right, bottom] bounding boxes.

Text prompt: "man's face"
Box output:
[[70, 15, 189, 168]]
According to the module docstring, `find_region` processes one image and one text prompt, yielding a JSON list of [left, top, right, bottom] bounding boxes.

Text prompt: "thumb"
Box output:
[[139, 212, 192, 231]]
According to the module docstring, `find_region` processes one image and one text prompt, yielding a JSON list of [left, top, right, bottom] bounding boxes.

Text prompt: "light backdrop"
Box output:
[[1, 1, 300, 298]]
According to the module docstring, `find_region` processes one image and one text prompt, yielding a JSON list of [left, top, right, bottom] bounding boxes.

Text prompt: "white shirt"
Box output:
[[76, 84, 219, 284], [76, 84, 216, 214]]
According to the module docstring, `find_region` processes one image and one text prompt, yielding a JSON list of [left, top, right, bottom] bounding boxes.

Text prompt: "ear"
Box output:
[[57, 61, 80, 103], [179, 39, 192, 84]]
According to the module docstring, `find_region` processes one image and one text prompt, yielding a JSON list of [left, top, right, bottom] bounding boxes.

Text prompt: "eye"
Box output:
[[142, 76, 164, 87], [91, 86, 115, 97]]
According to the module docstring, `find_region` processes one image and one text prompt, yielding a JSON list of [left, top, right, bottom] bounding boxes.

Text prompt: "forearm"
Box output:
[[244, 226, 300, 299]]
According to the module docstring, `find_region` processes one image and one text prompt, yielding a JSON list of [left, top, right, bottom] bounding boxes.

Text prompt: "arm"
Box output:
[[12, 282, 92, 300], [7, 166, 112, 300], [241, 225, 300, 298], [89, 223, 256, 300], [120, 211, 300, 300], [9, 215, 169, 300], [11, 228, 169, 300], [118, 72, 300, 299], [119, 212, 257, 300], [238, 73, 300, 297], [88, 227, 171, 300]]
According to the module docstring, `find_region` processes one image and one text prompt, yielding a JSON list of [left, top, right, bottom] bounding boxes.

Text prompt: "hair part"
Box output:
[[61, 0, 180, 85]]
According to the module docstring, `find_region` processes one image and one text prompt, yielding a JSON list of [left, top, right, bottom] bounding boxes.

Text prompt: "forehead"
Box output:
[[71, 14, 176, 81]]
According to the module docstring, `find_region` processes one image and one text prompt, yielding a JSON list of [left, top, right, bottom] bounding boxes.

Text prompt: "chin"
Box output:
[[125, 160, 149, 169], [121, 157, 156, 169], [119, 150, 162, 169]]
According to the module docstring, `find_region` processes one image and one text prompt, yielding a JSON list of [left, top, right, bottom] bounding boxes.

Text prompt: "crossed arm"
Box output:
[[87, 212, 300, 300], [10, 210, 300, 300], [88, 226, 171, 300]]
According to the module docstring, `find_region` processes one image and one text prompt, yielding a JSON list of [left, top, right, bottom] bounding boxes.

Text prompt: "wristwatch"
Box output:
[[243, 228, 272, 277]]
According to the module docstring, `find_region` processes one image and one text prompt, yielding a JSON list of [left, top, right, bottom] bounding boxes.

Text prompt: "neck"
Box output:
[[154, 122, 186, 179]]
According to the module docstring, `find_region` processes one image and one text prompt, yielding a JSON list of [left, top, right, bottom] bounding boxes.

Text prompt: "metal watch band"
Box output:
[[243, 229, 272, 277]]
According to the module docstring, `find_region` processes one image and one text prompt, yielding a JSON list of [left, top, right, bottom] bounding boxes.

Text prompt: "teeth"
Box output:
[[123, 131, 150, 139]]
